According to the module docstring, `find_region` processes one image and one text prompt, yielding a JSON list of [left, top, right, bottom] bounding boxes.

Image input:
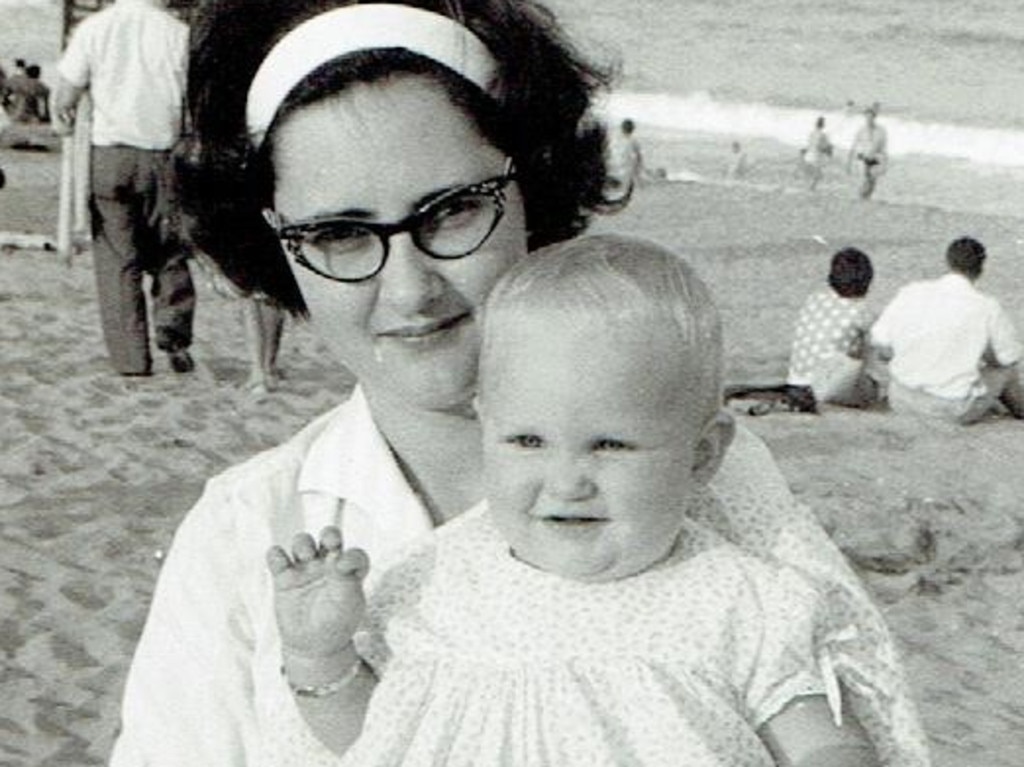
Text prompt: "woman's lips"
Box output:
[[378, 312, 470, 342]]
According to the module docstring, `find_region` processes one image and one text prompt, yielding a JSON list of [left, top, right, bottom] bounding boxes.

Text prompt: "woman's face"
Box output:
[[270, 76, 528, 412]]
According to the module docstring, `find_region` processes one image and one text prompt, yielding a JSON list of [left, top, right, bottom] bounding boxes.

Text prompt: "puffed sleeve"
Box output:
[[704, 427, 931, 767], [740, 566, 828, 730]]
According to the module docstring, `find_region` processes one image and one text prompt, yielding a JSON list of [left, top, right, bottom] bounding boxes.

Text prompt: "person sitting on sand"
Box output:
[[4, 63, 50, 124], [846, 105, 887, 200], [800, 116, 832, 191], [1, 59, 25, 110], [788, 247, 879, 408], [267, 235, 884, 766], [871, 236, 1024, 424]]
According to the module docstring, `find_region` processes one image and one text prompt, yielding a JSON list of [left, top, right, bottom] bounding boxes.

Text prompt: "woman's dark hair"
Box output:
[[828, 247, 874, 298], [178, 0, 612, 314]]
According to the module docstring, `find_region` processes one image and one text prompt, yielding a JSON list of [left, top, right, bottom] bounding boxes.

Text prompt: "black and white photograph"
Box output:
[[2, 1, 1022, 765]]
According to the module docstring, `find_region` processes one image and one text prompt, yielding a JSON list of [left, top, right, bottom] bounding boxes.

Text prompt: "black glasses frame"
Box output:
[[265, 158, 515, 283]]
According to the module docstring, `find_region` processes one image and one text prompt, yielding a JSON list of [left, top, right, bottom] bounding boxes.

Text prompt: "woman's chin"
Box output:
[[366, 363, 479, 417]]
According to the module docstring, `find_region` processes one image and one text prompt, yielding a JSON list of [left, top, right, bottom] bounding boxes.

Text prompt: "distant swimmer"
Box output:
[[847, 104, 888, 200], [726, 140, 750, 180], [800, 116, 833, 191]]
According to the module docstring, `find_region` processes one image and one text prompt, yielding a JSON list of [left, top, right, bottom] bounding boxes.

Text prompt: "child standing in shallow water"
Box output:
[[267, 235, 881, 766]]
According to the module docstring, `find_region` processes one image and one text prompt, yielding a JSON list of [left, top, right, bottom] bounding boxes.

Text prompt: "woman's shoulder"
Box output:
[[710, 423, 791, 499], [210, 401, 346, 486], [184, 396, 360, 535]]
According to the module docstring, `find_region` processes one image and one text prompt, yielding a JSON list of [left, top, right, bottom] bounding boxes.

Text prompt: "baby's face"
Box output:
[[480, 313, 718, 582]]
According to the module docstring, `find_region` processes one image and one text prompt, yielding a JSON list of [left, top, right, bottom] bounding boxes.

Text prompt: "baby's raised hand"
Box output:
[[267, 527, 370, 666]]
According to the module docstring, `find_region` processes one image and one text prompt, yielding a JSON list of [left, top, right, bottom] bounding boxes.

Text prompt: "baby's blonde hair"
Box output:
[[480, 233, 724, 423]]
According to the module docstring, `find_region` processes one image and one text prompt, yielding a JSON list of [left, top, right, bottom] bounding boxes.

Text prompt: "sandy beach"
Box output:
[[2, 135, 1023, 767]]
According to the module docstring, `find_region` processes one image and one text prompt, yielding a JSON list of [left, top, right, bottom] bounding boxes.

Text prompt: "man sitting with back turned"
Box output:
[[871, 236, 1024, 424]]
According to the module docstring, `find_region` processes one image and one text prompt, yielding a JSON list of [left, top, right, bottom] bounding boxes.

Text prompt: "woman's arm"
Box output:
[[110, 484, 261, 766], [759, 695, 880, 767]]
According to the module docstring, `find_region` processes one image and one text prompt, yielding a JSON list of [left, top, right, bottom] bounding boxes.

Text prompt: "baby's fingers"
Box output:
[[264, 532, 328, 586], [266, 545, 293, 575], [318, 526, 343, 556], [290, 532, 319, 563], [335, 547, 370, 580]]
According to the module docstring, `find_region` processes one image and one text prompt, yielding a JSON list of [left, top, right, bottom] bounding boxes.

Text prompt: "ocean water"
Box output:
[[4, 0, 1024, 217], [547, 0, 1024, 218]]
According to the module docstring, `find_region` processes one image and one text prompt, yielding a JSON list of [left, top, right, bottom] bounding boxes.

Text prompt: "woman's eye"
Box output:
[[311, 225, 376, 255], [506, 434, 544, 449], [424, 193, 489, 233], [593, 438, 633, 452]]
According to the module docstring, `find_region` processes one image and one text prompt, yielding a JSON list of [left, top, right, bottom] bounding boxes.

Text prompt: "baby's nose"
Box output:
[[544, 455, 596, 501]]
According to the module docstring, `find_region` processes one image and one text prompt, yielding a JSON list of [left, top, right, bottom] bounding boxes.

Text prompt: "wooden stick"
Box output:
[[56, 134, 75, 265], [72, 94, 92, 239]]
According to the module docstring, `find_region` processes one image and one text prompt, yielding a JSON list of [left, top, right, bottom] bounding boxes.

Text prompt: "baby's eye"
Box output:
[[505, 434, 544, 449], [593, 437, 634, 452]]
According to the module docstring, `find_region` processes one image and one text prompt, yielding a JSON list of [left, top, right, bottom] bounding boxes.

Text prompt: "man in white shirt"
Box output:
[[53, 0, 195, 377], [871, 237, 1024, 424], [846, 105, 888, 200]]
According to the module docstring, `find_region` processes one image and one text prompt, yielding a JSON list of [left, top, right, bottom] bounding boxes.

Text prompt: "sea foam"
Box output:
[[606, 91, 1024, 169]]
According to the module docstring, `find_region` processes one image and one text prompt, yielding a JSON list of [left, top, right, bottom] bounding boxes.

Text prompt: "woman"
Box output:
[[788, 247, 879, 407], [109, 1, 928, 765]]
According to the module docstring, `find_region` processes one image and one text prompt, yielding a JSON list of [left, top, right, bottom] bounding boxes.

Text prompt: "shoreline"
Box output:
[[627, 125, 1024, 222]]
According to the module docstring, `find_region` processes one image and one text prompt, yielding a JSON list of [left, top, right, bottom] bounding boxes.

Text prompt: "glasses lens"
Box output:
[[417, 190, 502, 258], [295, 223, 384, 280]]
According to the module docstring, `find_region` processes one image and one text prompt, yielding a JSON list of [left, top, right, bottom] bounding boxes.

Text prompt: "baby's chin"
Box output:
[[517, 549, 669, 584]]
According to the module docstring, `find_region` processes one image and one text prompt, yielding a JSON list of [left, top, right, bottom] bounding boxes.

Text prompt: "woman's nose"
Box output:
[[544, 453, 597, 501], [377, 233, 445, 310]]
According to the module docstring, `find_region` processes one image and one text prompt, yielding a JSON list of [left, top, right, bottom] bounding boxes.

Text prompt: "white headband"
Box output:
[[245, 4, 501, 147]]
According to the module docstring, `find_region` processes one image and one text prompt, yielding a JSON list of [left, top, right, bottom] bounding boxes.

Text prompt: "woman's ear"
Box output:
[[692, 409, 735, 485]]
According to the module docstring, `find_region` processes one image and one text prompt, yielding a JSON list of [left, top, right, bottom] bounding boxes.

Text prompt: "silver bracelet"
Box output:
[[284, 657, 364, 698]]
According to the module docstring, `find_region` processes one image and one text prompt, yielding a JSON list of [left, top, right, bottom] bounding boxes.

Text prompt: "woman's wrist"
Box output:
[[283, 643, 362, 689]]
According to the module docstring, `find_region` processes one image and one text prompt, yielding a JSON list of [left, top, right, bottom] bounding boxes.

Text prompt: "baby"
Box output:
[[268, 234, 879, 766]]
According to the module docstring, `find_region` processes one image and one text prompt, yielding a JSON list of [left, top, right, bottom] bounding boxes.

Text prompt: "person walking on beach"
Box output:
[[601, 118, 646, 208], [800, 116, 832, 191], [846, 104, 888, 200], [871, 236, 1024, 424], [53, 0, 197, 377]]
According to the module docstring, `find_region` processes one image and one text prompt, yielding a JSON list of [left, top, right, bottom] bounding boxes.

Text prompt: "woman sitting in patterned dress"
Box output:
[[788, 247, 880, 408]]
